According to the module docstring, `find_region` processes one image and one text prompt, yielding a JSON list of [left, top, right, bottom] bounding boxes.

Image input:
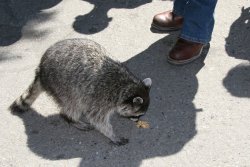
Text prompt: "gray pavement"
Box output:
[[0, 0, 250, 167]]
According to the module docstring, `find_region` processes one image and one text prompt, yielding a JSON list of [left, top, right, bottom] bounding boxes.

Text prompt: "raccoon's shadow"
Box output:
[[11, 108, 119, 161], [12, 34, 209, 167], [72, 0, 152, 34]]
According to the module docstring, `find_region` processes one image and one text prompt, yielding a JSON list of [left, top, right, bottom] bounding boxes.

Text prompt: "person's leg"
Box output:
[[180, 0, 217, 44], [173, 0, 187, 17], [168, 0, 218, 65]]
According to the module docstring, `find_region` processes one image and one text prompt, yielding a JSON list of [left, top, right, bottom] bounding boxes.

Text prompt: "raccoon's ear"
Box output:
[[133, 97, 143, 105], [142, 78, 152, 88]]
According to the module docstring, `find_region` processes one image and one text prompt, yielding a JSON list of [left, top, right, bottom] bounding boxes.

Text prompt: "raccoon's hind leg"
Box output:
[[60, 107, 94, 131], [9, 75, 43, 113]]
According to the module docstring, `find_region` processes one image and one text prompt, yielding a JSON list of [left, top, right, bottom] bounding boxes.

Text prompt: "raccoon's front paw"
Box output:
[[72, 121, 94, 131], [111, 137, 129, 146]]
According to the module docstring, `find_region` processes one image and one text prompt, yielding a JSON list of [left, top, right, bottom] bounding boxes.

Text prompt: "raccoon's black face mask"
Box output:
[[117, 78, 152, 121]]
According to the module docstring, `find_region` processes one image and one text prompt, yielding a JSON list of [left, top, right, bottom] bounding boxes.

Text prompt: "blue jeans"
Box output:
[[173, 0, 217, 44]]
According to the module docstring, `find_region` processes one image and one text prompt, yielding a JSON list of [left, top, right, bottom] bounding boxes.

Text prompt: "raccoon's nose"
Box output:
[[130, 117, 139, 122], [130, 114, 144, 122]]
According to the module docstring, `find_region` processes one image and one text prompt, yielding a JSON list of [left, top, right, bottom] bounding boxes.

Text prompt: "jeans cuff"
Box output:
[[173, 8, 183, 17], [180, 34, 210, 44]]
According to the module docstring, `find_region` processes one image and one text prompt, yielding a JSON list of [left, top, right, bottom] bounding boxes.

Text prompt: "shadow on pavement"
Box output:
[[11, 34, 210, 167], [0, 0, 62, 46], [0, 51, 22, 63], [223, 7, 250, 98], [73, 0, 152, 34]]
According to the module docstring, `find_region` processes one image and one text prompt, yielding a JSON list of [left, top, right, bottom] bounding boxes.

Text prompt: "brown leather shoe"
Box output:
[[167, 38, 204, 65], [151, 11, 183, 32]]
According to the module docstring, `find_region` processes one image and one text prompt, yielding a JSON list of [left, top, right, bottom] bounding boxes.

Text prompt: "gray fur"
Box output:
[[10, 38, 151, 145]]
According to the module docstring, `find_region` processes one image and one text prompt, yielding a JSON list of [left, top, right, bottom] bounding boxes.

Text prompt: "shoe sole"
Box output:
[[167, 47, 204, 65], [151, 23, 181, 32]]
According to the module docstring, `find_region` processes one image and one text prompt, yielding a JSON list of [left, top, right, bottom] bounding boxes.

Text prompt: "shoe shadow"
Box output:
[[72, 0, 152, 34], [11, 34, 210, 167], [0, 0, 62, 46], [223, 7, 250, 98]]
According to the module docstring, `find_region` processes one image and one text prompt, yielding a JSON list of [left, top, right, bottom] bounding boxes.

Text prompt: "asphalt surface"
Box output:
[[0, 0, 250, 167]]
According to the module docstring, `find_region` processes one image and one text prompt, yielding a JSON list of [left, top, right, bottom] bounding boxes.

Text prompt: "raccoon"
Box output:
[[10, 38, 152, 145]]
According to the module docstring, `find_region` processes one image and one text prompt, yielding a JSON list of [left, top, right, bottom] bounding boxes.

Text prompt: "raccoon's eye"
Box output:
[[133, 97, 143, 105]]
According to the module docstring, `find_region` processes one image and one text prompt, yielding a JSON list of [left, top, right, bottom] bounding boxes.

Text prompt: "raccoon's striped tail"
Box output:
[[9, 74, 43, 113]]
